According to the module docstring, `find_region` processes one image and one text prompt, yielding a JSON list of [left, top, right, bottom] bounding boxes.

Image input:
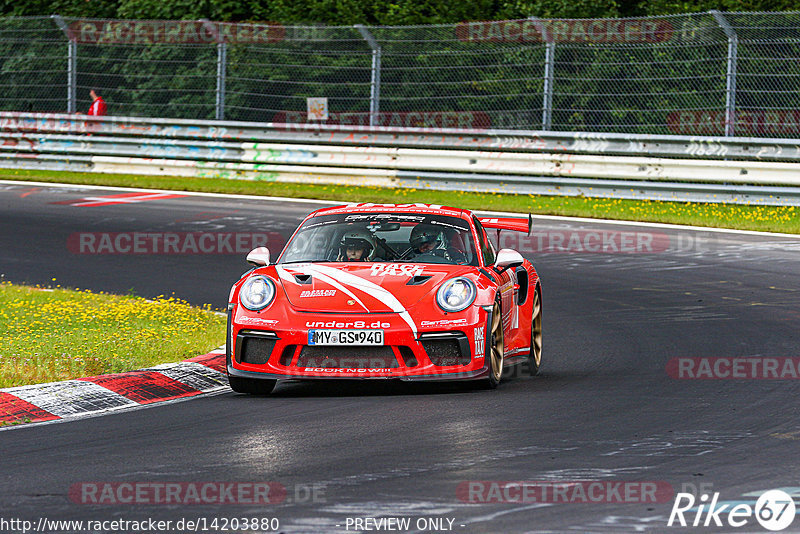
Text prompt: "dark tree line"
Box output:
[[1, 0, 798, 24], [3, 3, 799, 137]]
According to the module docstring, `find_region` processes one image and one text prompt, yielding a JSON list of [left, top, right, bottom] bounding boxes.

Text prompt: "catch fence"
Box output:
[[2, 12, 800, 137]]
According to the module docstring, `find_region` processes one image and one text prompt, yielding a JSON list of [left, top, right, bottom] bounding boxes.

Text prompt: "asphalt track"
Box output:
[[2, 181, 800, 533]]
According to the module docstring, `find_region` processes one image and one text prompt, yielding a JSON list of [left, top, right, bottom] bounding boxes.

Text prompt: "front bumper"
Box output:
[[226, 304, 492, 381], [226, 366, 490, 382]]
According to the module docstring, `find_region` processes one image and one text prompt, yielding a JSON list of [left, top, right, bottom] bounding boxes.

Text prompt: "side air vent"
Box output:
[[236, 334, 278, 365], [515, 266, 529, 305], [419, 332, 471, 366]]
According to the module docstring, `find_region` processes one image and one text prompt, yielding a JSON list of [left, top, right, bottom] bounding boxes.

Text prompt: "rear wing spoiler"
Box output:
[[478, 214, 532, 235]]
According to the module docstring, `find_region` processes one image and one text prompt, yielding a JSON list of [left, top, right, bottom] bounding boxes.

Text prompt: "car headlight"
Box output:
[[436, 277, 476, 313], [239, 275, 276, 311]]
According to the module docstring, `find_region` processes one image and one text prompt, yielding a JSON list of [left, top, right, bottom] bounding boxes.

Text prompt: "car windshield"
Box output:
[[279, 213, 478, 266]]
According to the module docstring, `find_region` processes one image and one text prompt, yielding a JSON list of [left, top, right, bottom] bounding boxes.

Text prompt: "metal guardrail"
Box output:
[[2, 113, 800, 206], [4, 112, 800, 162]]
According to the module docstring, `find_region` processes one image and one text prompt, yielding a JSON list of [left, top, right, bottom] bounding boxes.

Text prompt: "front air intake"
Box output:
[[236, 332, 278, 365], [420, 332, 471, 366], [279, 345, 297, 367], [297, 346, 399, 368]]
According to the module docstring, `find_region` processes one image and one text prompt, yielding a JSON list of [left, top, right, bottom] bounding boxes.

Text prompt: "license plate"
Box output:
[[308, 329, 384, 346]]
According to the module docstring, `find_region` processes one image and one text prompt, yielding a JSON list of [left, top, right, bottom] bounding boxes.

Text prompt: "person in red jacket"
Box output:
[[87, 89, 107, 116]]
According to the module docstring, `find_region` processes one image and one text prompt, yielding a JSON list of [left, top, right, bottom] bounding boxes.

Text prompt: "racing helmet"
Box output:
[[409, 223, 443, 251], [339, 229, 375, 261]]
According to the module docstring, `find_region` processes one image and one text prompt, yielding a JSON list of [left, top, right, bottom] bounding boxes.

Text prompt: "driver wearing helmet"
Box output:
[[338, 229, 376, 261], [409, 223, 442, 255], [406, 223, 468, 263]]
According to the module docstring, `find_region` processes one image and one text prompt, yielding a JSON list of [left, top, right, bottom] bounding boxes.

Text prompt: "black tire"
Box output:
[[228, 375, 277, 395], [526, 287, 543, 376], [480, 297, 504, 389]]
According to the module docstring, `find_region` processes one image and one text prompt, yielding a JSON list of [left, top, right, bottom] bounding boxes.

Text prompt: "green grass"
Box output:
[[0, 418, 31, 427], [2, 167, 799, 234], [0, 282, 226, 388]]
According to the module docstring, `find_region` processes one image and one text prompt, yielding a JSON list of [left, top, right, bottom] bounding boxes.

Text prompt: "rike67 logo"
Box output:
[[668, 489, 796, 531]]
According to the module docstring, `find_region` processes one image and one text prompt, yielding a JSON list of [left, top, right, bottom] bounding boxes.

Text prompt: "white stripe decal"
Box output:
[[305, 270, 370, 312], [308, 265, 402, 311], [275, 265, 369, 312], [275, 266, 296, 285], [306, 265, 418, 336], [277, 265, 369, 311]]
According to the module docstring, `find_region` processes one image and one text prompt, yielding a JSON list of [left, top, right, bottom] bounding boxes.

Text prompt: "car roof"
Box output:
[[309, 203, 470, 219]]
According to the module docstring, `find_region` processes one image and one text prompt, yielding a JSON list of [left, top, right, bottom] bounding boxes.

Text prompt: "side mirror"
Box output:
[[246, 247, 271, 267], [494, 249, 524, 274]]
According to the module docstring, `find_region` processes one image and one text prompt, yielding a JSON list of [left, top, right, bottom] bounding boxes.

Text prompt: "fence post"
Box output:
[[530, 18, 554, 130], [216, 43, 228, 121], [201, 19, 227, 121], [355, 25, 381, 127], [542, 42, 555, 130], [51, 15, 77, 114], [710, 11, 738, 137]]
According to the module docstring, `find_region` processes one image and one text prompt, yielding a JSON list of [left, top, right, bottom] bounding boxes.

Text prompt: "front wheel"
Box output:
[[228, 375, 277, 395], [526, 287, 543, 376]]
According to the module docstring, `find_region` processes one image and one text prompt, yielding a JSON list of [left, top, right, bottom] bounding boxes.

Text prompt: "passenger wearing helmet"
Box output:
[[338, 229, 375, 261]]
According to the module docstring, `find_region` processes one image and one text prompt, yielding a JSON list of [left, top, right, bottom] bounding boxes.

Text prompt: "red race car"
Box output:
[[226, 203, 542, 394]]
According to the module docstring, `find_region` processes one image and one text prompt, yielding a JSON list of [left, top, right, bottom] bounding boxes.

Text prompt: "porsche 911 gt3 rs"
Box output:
[[226, 203, 542, 394]]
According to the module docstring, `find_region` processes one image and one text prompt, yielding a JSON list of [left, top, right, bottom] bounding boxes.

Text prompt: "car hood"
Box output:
[[274, 262, 475, 314]]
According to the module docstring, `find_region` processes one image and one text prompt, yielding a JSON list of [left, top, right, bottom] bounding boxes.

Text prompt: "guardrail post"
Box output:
[[710, 11, 738, 137], [355, 25, 381, 127], [530, 18, 554, 130], [51, 15, 77, 114], [201, 19, 227, 121]]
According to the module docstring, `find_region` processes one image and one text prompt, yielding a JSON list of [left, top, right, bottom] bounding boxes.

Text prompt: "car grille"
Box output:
[[278, 345, 297, 367], [421, 334, 471, 366], [297, 346, 399, 368], [236, 335, 277, 365], [398, 346, 418, 367]]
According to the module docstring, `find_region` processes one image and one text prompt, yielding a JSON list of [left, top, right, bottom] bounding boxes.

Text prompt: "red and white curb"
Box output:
[[0, 348, 228, 426]]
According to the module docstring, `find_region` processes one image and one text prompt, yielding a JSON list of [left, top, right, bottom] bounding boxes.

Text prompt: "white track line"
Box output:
[[3, 179, 799, 239]]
